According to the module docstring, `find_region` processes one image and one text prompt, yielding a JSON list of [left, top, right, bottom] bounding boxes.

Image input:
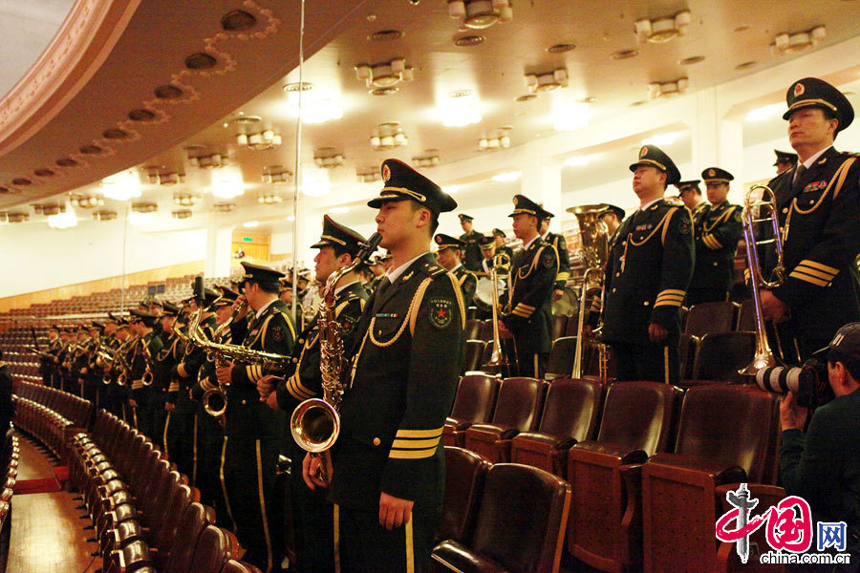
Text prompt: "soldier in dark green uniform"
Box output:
[[40, 325, 61, 387], [676, 179, 707, 216], [434, 233, 478, 307], [365, 256, 386, 294], [279, 277, 306, 331], [106, 318, 132, 421], [215, 261, 296, 573], [760, 77, 860, 363], [128, 310, 164, 437], [686, 167, 743, 306], [303, 159, 465, 573], [539, 215, 571, 302], [260, 215, 369, 573], [458, 214, 483, 272], [774, 149, 798, 176], [492, 228, 515, 263], [499, 195, 559, 379], [602, 145, 694, 385]]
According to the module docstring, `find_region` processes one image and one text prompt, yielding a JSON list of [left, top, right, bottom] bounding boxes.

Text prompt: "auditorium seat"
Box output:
[[187, 525, 240, 573], [162, 502, 216, 573], [736, 299, 757, 332], [464, 377, 544, 463], [544, 336, 576, 381], [464, 319, 482, 340], [551, 314, 568, 341], [443, 373, 499, 448], [462, 339, 486, 374], [684, 301, 740, 338], [438, 447, 490, 545], [567, 381, 681, 573], [510, 378, 603, 478], [478, 320, 495, 342], [221, 560, 265, 573], [715, 483, 786, 573], [640, 385, 780, 573], [678, 333, 699, 382], [691, 331, 755, 384], [432, 464, 571, 573]]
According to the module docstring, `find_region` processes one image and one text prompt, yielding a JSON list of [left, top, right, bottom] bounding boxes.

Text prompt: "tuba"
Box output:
[[738, 184, 787, 376], [485, 251, 514, 373], [290, 233, 382, 463]]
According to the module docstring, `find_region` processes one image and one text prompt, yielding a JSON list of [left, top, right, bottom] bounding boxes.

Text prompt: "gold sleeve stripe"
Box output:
[[792, 265, 836, 281], [286, 374, 315, 401], [168, 382, 180, 392], [395, 428, 443, 439], [556, 272, 570, 282], [789, 270, 830, 287], [795, 260, 839, 278], [518, 303, 536, 311], [655, 293, 686, 304], [177, 363, 188, 378], [132, 380, 143, 390], [511, 308, 532, 318], [391, 436, 442, 449], [654, 299, 684, 308], [200, 378, 217, 392], [389, 448, 438, 460], [658, 289, 686, 296]]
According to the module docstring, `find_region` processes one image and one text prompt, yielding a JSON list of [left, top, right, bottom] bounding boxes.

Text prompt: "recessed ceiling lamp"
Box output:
[[213, 203, 236, 213], [92, 210, 116, 221], [172, 210, 193, 220], [634, 10, 691, 43], [491, 171, 521, 183], [237, 129, 282, 150], [745, 103, 784, 122], [412, 152, 441, 168], [371, 122, 408, 150], [48, 209, 76, 229], [368, 29, 403, 42], [440, 91, 482, 127], [173, 193, 201, 207], [454, 35, 484, 47], [189, 151, 228, 169], [355, 58, 414, 89], [553, 102, 593, 131], [679, 55, 705, 65], [547, 43, 576, 53], [649, 77, 689, 99], [448, 0, 513, 30], [69, 194, 104, 208], [771, 26, 826, 55], [735, 61, 757, 71], [101, 169, 142, 201], [258, 192, 283, 205], [147, 169, 183, 186], [314, 148, 345, 169], [479, 128, 512, 151], [211, 168, 244, 199], [0, 211, 28, 224], [525, 68, 569, 93], [611, 49, 639, 60], [356, 167, 380, 183], [262, 165, 292, 184], [132, 202, 157, 214]]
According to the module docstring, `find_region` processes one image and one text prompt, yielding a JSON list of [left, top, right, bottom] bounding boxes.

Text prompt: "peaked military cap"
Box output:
[[492, 228, 506, 238], [240, 261, 285, 284], [311, 214, 367, 256], [773, 149, 798, 166], [479, 234, 496, 249], [129, 309, 158, 327], [367, 159, 457, 215], [434, 233, 465, 251], [509, 194, 554, 219], [629, 145, 681, 186], [458, 214, 474, 222], [149, 297, 164, 308], [90, 321, 104, 334], [606, 204, 626, 221], [675, 180, 701, 194], [202, 288, 221, 308], [701, 167, 734, 184], [214, 285, 240, 306], [161, 301, 181, 316], [783, 77, 854, 132], [368, 255, 384, 266]]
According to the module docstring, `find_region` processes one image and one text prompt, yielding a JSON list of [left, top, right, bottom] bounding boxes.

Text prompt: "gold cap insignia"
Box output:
[[435, 236, 441, 243], [513, 196, 519, 205], [708, 169, 716, 177], [794, 82, 805, 97], [640, 146, 648, 158], [382, 164, 391, 182]]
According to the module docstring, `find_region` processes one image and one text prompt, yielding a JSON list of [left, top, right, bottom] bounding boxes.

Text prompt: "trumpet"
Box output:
[[738, 184, 788, 376], [486, 252, 513, 370]]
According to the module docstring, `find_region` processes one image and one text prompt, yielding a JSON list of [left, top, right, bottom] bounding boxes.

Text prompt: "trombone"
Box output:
[[485, 251, 515, 373], [738, 184, 788, 376]]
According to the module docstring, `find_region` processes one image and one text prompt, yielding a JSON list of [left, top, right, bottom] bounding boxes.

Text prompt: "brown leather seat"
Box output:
[[464, 377, 544, 463], [443, 373, 499, 447], [691, 331, 755, 384], [152, 484, 199, 570], [465, 319, 483, 340], [684, 301, 739, 338], [438, 447, 490, 545], [162, 502, 216, 573], [544, 336, 576, 381], [478, 320, 495, 342], [463, 339, 487, 374], [641, 385, 779, 573], [736, 299, 757, 332], [432, 463, 571, 573], [566, 380, 681, 572], [679, 333, 699, 382], [511, 378, 602, 478], [221, 560, 264, 573], [188, 525, 240, 573], [551, 314, 568, 341]]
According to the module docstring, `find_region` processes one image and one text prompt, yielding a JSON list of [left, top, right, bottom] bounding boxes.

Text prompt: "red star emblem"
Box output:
[[436, 308, 447, 318]]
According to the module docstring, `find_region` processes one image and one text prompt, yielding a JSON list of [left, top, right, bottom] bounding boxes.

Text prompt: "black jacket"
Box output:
[[690, 200, 743, 291], [502, 236, 558, 355]]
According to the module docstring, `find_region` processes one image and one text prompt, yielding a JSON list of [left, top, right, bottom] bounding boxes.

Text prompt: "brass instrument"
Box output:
[[566, 204, 612, 284], [485, 252, 513, 370], [291, 233, 383, 464], [571, 267, 605, 379], [200, 299, 248, 420], [141, 338, 156, 386], [739, 184, 787, 376]]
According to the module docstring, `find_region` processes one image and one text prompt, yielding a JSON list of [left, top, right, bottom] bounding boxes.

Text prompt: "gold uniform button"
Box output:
[[241, 399, 247, 405], [713, 262, 718, 266], [292, 357, 298, 363], [612, 288, 617, 293], [616, 272, 620, 277], [372, 437, 381, 446], [298, 338, 304, 344], [782, 207, 788, 214], [644, 301, 650, 306]]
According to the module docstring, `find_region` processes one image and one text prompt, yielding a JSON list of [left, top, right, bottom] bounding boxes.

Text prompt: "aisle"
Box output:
[[8, 434, 98, 573]]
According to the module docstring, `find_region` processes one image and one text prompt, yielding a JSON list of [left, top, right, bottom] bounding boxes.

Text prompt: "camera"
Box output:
[[755, 359, 834, 408]]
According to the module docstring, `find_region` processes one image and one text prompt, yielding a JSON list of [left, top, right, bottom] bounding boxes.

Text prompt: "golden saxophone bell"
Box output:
[[202, 387, 228, 419], [290, 398, 340, 453], [142, 369, 153, 386], [116, 373, 126, 386]]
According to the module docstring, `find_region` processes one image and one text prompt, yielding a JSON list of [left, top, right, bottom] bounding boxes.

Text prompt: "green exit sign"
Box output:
[[243, 237, 253, 242]]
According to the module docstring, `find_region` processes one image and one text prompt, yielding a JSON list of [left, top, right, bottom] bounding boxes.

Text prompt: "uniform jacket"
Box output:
[[460, 229, 484, 272], [768, 146, 860, 340], [690, 200, 743, 291], [227, 298, 296, 440], [602, 199, 695, 346], [543, 231, 571, 290], [130, 332, 163, 405], [452, 265, 477, 308], [330, 253, 466, 509], [501, 236, 558, 355]]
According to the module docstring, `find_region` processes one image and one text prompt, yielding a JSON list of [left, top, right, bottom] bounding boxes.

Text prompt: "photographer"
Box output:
[[780, 322, 860, 566]]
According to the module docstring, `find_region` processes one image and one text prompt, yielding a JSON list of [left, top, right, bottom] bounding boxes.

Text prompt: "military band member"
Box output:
[[279, 276, 306, 331], [58, 328, 75, 393], [434, 233, 478, 307], [215, 261, 295, 572], [72, 326, 92, 400], [492, 229, 515, 262], [260, 215, 369, 573], [539, 215, 571, 302], [675, 179, 707, 216], [382, 251, 394, 273], [128, 310, 164, 437], [686, 168, 743, 306], [40, 325, 61, 387], [304, 159, 465, 573], [365, 256, 386, 294], [760, 78, 860, 363], [458, 213, 483, 272], [106, 319, 132, 421], [601, 205, 626, 238], [774, 149, 798, 175], [602, 145, 695, 385]]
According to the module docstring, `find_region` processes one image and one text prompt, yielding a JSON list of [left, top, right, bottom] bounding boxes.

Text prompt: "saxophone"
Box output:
[[290, 233, 382, 455]]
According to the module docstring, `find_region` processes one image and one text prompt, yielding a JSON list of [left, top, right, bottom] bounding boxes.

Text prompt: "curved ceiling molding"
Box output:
[[0, 0, 143, 158]]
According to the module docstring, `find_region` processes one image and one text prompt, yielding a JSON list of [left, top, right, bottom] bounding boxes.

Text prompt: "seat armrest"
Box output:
[[432, 540, 508, 573], [647, 453, 748, 485], [573, 440, 649, 465]]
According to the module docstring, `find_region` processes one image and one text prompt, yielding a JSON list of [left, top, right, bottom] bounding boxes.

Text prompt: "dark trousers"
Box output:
[[290, 447, 335, 573], [686, 288, 729, 307], [194, 414, 225, 508], [223, 436, 284, 573], [611, 341, 680, 385], [515, 352, 548, 379], [165, 410, 194, 477], [336, 502, 441, 573]]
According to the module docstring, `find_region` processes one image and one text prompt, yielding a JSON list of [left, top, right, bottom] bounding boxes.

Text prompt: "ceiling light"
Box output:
[[524, 68, 569, 94], [173, 193, 201, 207], [448, 0, 512, 30], [101, 169, 141, 201], [771, 26, 826, 55], [0, 211, 28, 224], [92, 210, 116, 221], [412, 153, 441, 168], [649, 77, 689, 99], [491, 171, 521, 183], [564, 155, 592, 167], [128, 211, 153, 227], [356, 167, 381, 183], [213, 203, 236, 213], [211, 168, 245, 199], [236, 128, 282, 151], [287, 215, 296, 222], [330, 206, 350, 214], [69, 194, 104, 208], [440, 91, 482, 127], [301, 168, 330, 197], [285, 89, 344, 124], [479, 128, 511, 151], [746, 103, 784, 122], [314, 148, 345, 169], [355, 58, 414, 89], [48, 209, 76, 229], [172, 210, 192, 220], [454, 35, 485, 47], [371, 122, 408, 150], [262, 165, 292, 184], [611, 49, 639, 60], [243, 221, 260, 228], [634, 10, 690, 43], [189, 151, 228, 169], [147, 168, 183, 185], [642, 132, 681, 146], [553, 102, 592, 131], [258, 192, 283, 205]]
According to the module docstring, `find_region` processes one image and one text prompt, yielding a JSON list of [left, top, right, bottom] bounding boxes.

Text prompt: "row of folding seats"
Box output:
[[67, 410, 261, 573], [0, 430, 19, 572], [13, 383, 93, 458], [443, 376, 784, 572]]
